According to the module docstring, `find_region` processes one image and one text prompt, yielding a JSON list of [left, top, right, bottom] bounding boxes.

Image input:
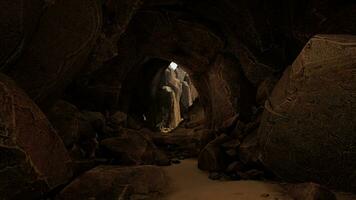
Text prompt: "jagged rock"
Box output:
[[239, 130, 261, 165], [258, 35, 356, 191], [48, 100, 99, 158], [193, 129, 216, 152], [100, 129, 167, 165], [256, 76, 279, 105], [221, 139, 240, 157], [198, 134, 230, 171], [56, 165, 169, 200], [220, 114, 239, 133], [0, 74, 72, 199], [285, 182, 336, 200]]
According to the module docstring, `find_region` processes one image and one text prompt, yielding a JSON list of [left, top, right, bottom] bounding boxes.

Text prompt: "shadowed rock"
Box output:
[[56, 165, 169, 200], [0, 73, 72, 199], [258, 35, 356, 191]]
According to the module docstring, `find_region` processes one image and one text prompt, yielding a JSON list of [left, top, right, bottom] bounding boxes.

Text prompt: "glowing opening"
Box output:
[[168, 62, 178, 70]]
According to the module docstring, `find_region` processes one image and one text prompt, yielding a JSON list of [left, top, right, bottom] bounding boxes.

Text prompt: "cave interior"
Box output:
[[0, 0, 356, 199]]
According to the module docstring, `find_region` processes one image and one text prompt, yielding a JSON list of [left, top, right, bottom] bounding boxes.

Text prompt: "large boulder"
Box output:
[[56, 165, 169, 200], [198, 134, 230, 171], [0, 74, 72, 199], [258, 35, 356, 191], [47, 100, 100, 159], [6, 0, 102, 106], [47, 100, 81, 148], [100, 129, 169, 165]]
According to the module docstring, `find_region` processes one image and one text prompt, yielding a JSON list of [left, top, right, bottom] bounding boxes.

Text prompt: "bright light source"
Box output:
[[169, 62, 178, 70]]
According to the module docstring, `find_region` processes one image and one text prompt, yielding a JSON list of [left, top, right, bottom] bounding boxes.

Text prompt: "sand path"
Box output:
[[163, 159, 356, 200]]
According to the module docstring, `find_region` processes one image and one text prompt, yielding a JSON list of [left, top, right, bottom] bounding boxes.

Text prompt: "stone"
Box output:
[[56, 165, 169, 200], [108, 111, 128, 130], [258, 35, 356, 191], [7, 0, 102, 106], [127, 116, 143, 130], [208, 172, 222, 180], [47, 100, 81, 148], [193, 129, 216, 152], [256, 76, 279, 106], [198, 135, 230, 171], [48, 100, 99, 158], [80, 110, 106, 134], [0, 146, 48, 200], [239, 130, 261, 165], [100, 129, 166, 165], [0, 73, 72, 199], [285, 182, 336, 200]]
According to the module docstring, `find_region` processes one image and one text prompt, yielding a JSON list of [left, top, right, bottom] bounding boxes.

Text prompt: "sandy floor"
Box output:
[[162, 159, 356, 200]]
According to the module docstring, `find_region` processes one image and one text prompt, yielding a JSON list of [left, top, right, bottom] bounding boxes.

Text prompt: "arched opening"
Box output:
[[119, 59, 205, 133], [148, 61, 200, 133]]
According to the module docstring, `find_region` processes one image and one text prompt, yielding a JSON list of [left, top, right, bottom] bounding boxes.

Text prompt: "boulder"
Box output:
[[47, 100, 81, 148], [100, 129, 168, 165], [6, 0, 102, 106], [198, 134, 230, 171], [107, 111, 127, 130], [285, 182, 336, 200], [81, 110, 106, 133], [0, 74, 72, 199], [258, 35, 356, 191], [48, 100, 99, 158], [56, 165, 169, 200], [238, 130, 261, 165]]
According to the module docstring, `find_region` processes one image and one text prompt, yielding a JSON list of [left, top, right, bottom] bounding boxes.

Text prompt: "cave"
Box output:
[[0, 0, 356, 199]]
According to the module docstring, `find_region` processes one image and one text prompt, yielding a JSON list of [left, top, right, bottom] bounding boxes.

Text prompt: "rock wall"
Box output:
[[0, 74, 72, 199], [258, 35, 356, 191]]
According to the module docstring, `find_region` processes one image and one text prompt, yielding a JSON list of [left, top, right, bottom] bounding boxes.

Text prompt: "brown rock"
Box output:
[[48, 100, 99, 158], [285, 182, 336, 200], [0, 74, 72, 199], [239, 130, 261, 165], [56, 165, 169, 200], [198, 135, 230, 171], [107, 111, 128, 130], [258, 35, 356, 191], [7, 0, 102, 106], [100, 129, 166, 165], [47, 100, 81, 147]]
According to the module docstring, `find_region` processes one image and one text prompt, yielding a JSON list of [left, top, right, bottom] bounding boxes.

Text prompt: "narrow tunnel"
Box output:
[[0, 0, 356, 200]]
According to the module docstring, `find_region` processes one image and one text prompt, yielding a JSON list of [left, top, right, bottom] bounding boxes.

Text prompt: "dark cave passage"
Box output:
[[0, 0, 356, 200]]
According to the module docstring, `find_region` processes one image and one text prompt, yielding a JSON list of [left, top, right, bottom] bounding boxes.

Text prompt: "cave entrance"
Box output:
[[152, 62, 200, 133]]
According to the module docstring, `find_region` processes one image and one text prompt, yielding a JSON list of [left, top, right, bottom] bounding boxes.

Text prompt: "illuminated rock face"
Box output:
[[258, 35, 356, 191], [0, 74, 72, 199]]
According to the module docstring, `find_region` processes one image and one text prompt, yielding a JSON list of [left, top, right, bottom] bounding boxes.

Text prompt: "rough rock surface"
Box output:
[[258, 35, 356, 191], [7, 0, 102, 106], [285, 182, 336, 200], [56, 165, 169, 200], [100, 129, 169, 165], [0, 74, 72, 199], [47, 100, 81, 148], [198, 134, 231, 171]]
